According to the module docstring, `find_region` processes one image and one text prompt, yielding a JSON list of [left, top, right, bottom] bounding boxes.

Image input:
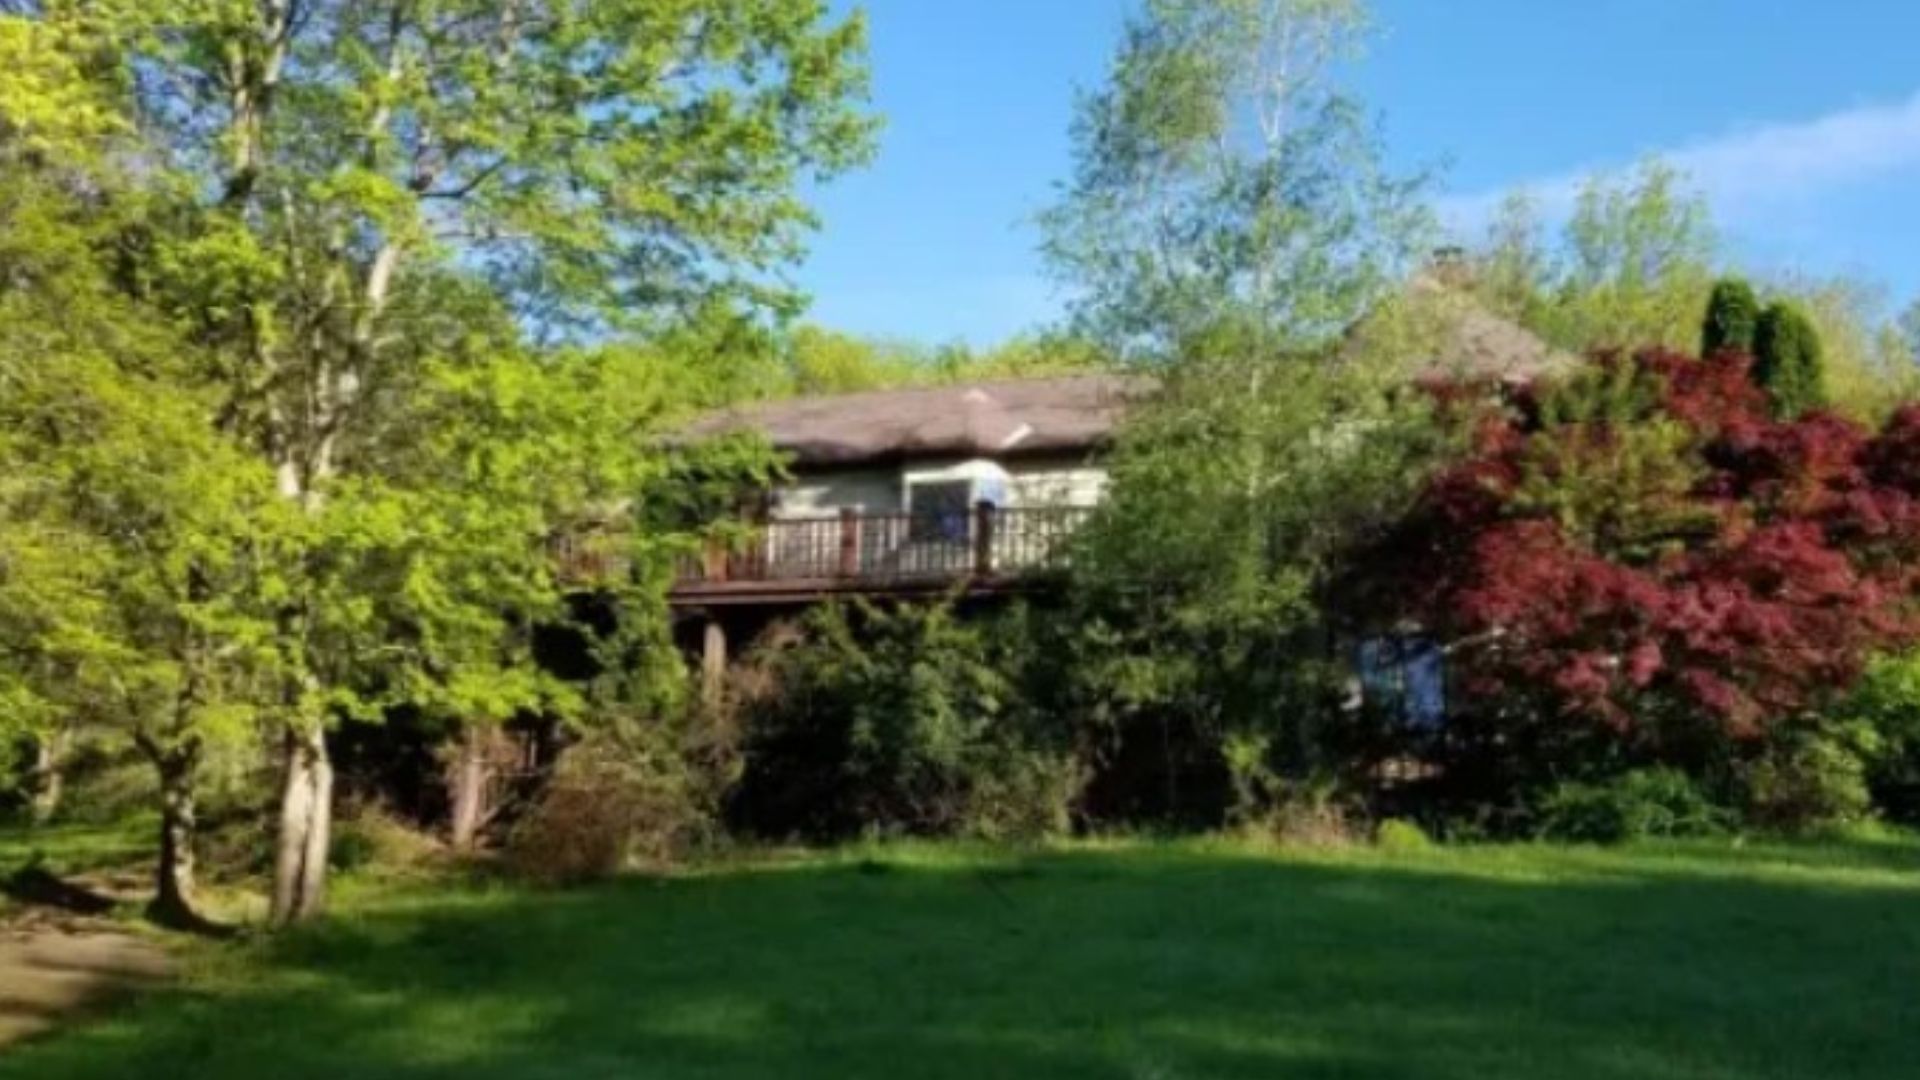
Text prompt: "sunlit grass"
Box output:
[[3, 830, 1918, 1078]]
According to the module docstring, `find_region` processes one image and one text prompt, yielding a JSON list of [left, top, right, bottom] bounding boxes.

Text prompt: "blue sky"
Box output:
[[794, 1, 1920, 347]]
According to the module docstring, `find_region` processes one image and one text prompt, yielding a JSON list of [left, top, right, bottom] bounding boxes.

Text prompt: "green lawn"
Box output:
[[4, 834, 1920, 1078]]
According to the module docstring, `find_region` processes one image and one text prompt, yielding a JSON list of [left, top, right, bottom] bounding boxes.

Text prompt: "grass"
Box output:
[[0, 815, 152, 920], [0, 815, 152, 879], [2, 832, 1920, 1078]]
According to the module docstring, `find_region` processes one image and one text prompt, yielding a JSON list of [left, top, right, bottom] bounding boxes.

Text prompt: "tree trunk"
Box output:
[[28, 729, 67, 826], [270, 725, 333, 926], [150, 763, 200, 927], [447, 724, 495, 852]]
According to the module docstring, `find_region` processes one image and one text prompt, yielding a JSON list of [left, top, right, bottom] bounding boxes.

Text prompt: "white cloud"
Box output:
[[1438, 89, 1920, 236]]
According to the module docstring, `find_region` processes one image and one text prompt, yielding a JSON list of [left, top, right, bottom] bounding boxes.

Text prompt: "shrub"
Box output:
[[1740, 721, 1876, 832], [730, 600, 1080, 840], [330, 799, 443, 875], [1534, 768, 1728, 843], [507, 731, 722, 886], [1701, 277, 1760, 357], [1375, 817, 1435, 852], [1754, 302, 1828, 418]]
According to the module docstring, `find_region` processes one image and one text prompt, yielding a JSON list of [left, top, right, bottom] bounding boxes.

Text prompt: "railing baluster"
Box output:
[[665, 504, 1093, 589]]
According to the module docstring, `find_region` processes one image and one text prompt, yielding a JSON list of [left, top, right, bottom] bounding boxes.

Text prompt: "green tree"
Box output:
[[1774, 275, 1919, 421], [1037, 0, 1443, 816], [0, 31, 289, 923], [1754, 301, 1828, 418], [47, 0, 875, 923], [1899, 297, 1920, 365], [1469, 163, 1715, 355], [1702, 277, 1760, 357], [1474, 192, 1554, 326], [1040, 0, 1428, 363]]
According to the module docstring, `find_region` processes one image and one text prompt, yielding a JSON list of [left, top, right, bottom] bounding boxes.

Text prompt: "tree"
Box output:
[[1035, 0, 1441, 818], [1899, 297, 1920, 365], [1474, 192, 1554, 326], [1769, 274, 1919, 422], [0, 26, 289, 923], [50, 0, 875, 923], [1702, 277, 1759, 357], [1362, 348, 1920, 823], [1470, 163, 1715, 355], [1754, 301, 1828, 418], [1040, 0, 1428, 363], [0, 230, 284, 926]]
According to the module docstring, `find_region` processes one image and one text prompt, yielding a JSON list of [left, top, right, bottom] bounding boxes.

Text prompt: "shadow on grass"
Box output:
[[2, 843, 1917, 1080], [0, 865, 119, 917]]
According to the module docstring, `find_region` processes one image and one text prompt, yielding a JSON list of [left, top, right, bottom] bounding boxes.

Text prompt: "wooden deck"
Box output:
[[669, 504, 1091, 606], [553, 505, 1093, 607]]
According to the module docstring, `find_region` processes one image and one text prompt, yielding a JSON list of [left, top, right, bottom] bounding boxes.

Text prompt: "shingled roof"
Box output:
[[682, 373, 1147, 467], [684, 287, 1573, 469]]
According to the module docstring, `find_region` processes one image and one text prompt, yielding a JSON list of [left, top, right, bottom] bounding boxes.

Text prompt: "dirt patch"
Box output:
[[0, 914, 176, 1048]]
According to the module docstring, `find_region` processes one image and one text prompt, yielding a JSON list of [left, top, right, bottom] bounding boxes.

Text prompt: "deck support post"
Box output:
[[701, 614, 728, 711], [973, 500, 996, 577], [837, 508, 859, 577]]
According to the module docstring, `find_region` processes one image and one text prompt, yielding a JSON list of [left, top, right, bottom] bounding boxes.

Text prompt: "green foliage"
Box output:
[[1041, 0, 1428, 360], [328, 801, 441, 877], [1534, 768, 1729, 843], [1833, 651, 1920, 820], [1508, 361, 1715, 562], [1470, 165, 1716, 354], [1753, 301, 1828, 417], [1061, 345, 1455, 822], [733, 601, 1079, 840], [1702, 277, 1760, 356], [1739, 719, 1877, 832], [1772, 275, 1918, 421], [0, 0, 875, 920], [1374, 817, 1435, 852]]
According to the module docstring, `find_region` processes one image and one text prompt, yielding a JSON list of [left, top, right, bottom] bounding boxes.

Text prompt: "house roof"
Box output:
[[1394, 274, 1582, 382], [681, 373, 1147, 467], [683, 291, 1573, 469]]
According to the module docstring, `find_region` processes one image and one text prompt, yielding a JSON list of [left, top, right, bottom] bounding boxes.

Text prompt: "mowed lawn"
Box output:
[[4, 835, 1920, 1079]]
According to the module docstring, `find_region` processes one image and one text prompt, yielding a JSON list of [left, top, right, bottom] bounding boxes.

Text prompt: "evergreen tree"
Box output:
[[1753, 302, 1828, 418], [1702, 277, 1760, 357]]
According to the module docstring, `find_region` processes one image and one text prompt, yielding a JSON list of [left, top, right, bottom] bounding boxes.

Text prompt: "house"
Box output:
[[657, 373, 1140, 701], [661, 281, 1575, 701], [673, 372, 1146, 606]]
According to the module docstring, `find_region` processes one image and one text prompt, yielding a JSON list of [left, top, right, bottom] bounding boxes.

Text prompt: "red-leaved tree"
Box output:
[[1364, 350, 1920, 782]]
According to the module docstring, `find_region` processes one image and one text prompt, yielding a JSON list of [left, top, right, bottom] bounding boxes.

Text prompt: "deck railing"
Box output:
[[675, 504, 1093, 588]]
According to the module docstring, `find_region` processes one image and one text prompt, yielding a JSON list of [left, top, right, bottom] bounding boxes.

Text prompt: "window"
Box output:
[[1356, 637, 1446, 731], [907, 480, 973, 543]]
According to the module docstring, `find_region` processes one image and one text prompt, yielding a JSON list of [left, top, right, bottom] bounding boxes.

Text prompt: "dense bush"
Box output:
[[329, 800, 444, 876], [729, 600, 1081, 840], [1534, 768, 1728, 842], [1701, 277, 1760, 357], [1754, 302, 1828, 418], [1374, 817, 1436, 852], [506, 732, 715, 884]]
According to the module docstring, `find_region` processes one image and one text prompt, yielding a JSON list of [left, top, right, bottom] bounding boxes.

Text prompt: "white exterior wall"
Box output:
[[769, 467, 902, 519], [770, 456, 1110, 519], [1005, 458, 1109, 508]]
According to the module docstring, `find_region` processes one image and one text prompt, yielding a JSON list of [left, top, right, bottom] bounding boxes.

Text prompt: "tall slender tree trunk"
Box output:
[[447, 724, 497, 852], [28, 729, 67, 826], [271, 725, 333, 925]]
